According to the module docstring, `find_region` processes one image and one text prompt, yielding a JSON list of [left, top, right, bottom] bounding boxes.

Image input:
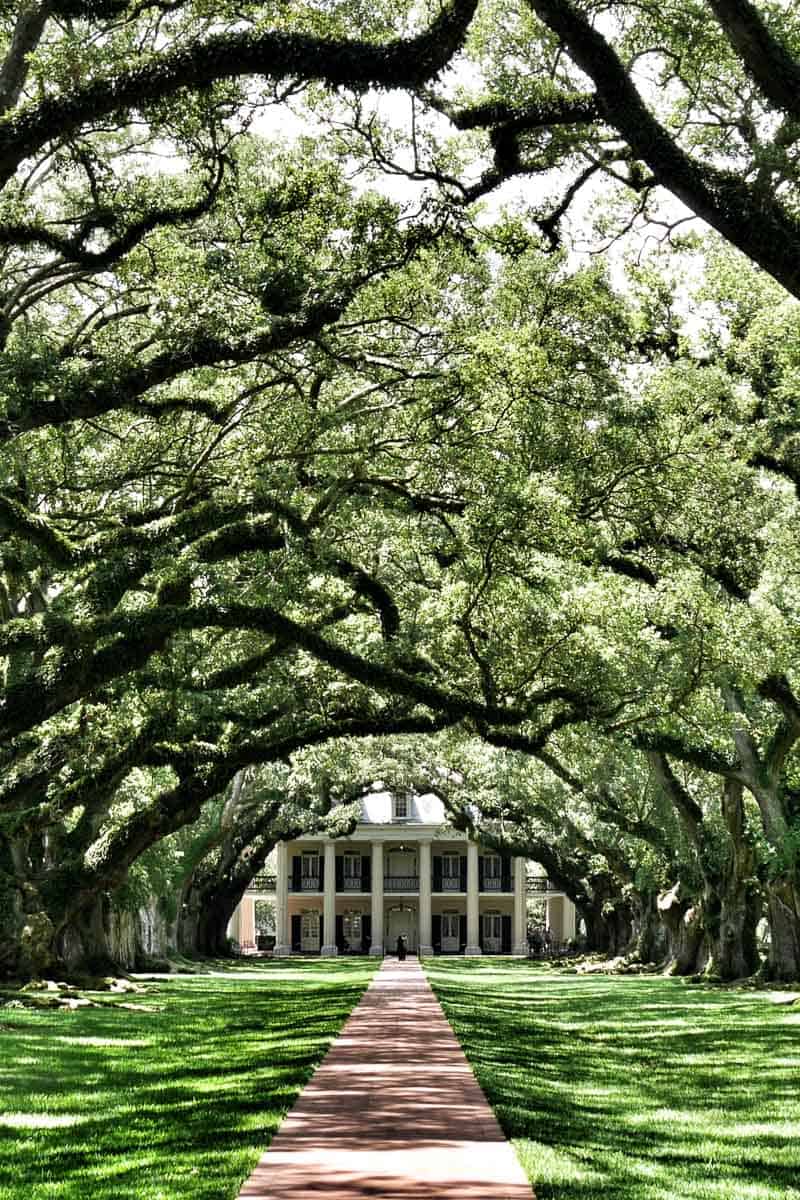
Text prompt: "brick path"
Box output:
[[238, 956, 534, 1199]]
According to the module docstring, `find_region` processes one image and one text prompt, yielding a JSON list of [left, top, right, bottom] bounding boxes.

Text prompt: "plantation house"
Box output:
[[229, 789, 577, 955]]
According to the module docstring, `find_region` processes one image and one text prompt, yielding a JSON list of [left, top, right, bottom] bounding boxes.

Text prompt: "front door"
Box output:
[[386, 906, 417, 952], [301, 910, 320, 952], [342, 910, 363, 952], [441, 912, 460, 953], [483, 912, 502, 953]]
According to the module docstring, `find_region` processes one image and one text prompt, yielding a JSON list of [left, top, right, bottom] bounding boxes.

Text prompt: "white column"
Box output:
[[321, 841, 338, 956], [274, 841, 291, 956], [370, 841, 384, 956], [563, 897, 577, 941], [547, 894, 565, 942], [513, 856, 528, 956], [465, 840, 482, 956], [419, 841, 433, 956], [239, 894, 256, 951]]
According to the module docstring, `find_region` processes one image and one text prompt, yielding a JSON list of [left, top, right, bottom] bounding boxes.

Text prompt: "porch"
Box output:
[[282, 895, 518, 956]]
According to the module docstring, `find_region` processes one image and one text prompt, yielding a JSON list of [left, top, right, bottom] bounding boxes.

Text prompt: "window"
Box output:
[[442, 853, 461, 890], [393, 793, 409, 819], [301, 852, 320, 890], [484, 854, 502, 890], [343, 853, 361, 890], [483, 913, 502, 941], [442, 913, 460, 939]]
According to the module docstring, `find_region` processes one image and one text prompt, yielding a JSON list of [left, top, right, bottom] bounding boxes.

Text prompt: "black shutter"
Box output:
[[433, 856, 442, 892], [501, 854, 512, 892], [502, 915, 512, 953], [291, 856, 301, 892], [460, 855, 467, 891], [335, 856, 344, 891], [478, 855, 485, 892], [432, 914, 442, 953], [362, 856, 371, 892], [336, 914, 345, 952], [459, 914, 467, 950], [291, 914, 301, 951], [362, 914, 372, 952], [319, 915, 323, 949], [319, 857, 324, 889]]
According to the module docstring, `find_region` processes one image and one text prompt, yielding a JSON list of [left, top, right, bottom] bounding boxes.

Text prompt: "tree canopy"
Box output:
[[2, 0, 800, 981]]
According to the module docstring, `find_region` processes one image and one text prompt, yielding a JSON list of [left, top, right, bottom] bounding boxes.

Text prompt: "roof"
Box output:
[[359, 789, 447, 825]]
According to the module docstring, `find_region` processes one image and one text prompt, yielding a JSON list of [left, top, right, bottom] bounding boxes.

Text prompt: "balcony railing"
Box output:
[[247, 873, 276, 892], [526, 877, 553, 893], [289, 876, 321, 892], [265, 872, 524, 895], [384, 875, 419, 892]]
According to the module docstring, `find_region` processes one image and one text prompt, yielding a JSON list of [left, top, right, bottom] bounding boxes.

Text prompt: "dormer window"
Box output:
[[394, 792, 409, 820]]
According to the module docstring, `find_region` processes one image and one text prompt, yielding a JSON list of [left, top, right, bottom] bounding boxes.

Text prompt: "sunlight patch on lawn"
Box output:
[[1, 959, 377, 1200], [52, 1036, 151, 1047], [426, 962, 800, 1200], [0, 1113, 89, 1129], [514, 1139, 603, 1188]]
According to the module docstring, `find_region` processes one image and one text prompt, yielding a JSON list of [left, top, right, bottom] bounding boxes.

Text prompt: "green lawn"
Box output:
[[0, 958, 377, 1200], [425, 959, 800, 1200]]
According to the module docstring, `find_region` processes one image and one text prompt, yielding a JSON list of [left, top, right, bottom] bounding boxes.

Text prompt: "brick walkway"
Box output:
[[238, 956, 534, 1199]]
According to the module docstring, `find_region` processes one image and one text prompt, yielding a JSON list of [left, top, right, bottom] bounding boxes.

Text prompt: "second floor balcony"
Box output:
[[248, 866, 554, 895], [253, 852, 548, 896], [383, 875, 419, 892]]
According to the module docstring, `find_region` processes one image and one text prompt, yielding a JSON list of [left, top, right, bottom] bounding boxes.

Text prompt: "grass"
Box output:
[[0, 957, 377, 1200], [425, 959, 800, 1200]]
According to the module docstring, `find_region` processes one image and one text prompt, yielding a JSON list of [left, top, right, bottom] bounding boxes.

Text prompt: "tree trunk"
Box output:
[[627, 890, 665, 963], [177, 871, 242, 957], [57, 893, 121, 976], [699, 778, 761, 980], [195, 901, 237, 957], [657, 883, 707, 975], [179, 887, 239, 957], [708, 880, 761, 980], [764, 876, 800, 981], [580, 893, 633, 956]]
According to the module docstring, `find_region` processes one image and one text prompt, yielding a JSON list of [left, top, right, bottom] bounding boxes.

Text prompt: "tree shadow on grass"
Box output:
[[427, 965, 800, 1200], [0, 962, 376, 1200]]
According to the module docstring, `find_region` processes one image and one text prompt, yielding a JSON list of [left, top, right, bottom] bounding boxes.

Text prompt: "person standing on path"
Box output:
[[396, 935, 406, 960]]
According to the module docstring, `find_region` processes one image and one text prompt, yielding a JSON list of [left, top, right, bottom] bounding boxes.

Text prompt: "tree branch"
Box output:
[[0, 2, 52, 115], [527, 0, 800, 300], [706, 0, 800, 120], [0, 0, 479, 184]]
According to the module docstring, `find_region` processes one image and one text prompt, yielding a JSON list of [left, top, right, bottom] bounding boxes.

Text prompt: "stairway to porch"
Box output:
[[238, 956, 534, 1199]]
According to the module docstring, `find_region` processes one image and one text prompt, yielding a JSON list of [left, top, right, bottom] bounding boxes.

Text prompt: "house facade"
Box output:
[[230, 788, 577, 956]]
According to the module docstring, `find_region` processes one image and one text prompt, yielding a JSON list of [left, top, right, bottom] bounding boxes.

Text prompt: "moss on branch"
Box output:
[[0, 1, 479, 184]]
